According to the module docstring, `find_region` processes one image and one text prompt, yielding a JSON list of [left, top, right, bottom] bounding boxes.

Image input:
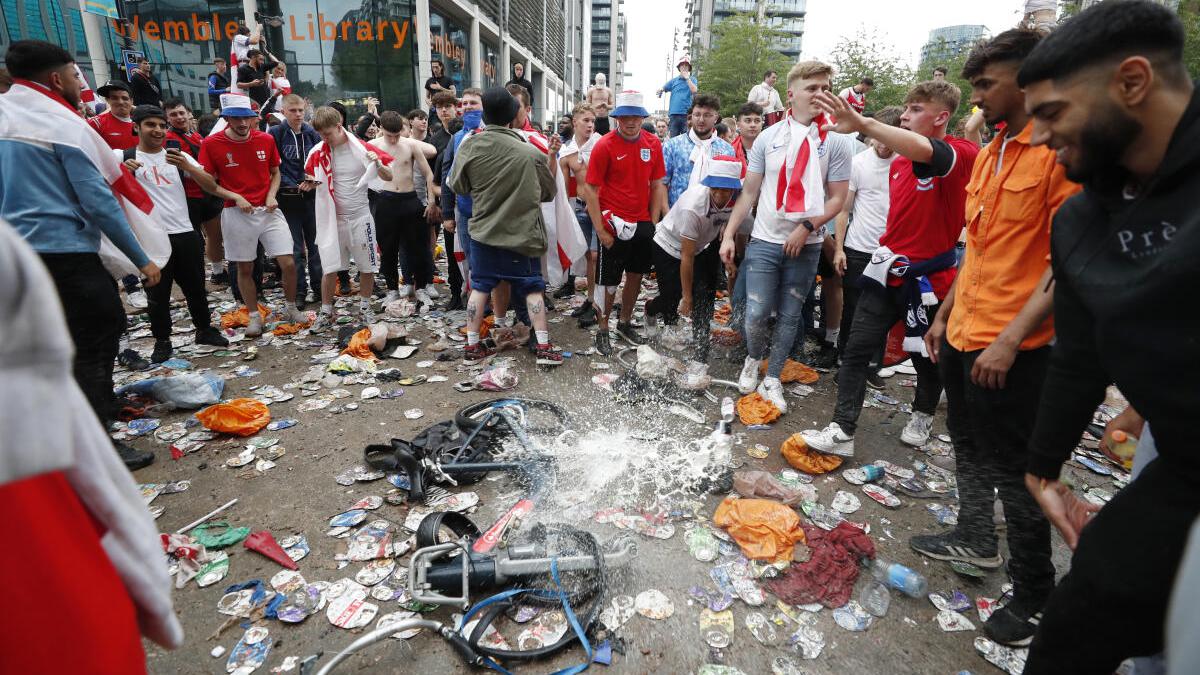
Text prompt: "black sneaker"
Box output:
[[594, 330, 613, 356], [195, 326, 230, 347], [807, 342, 839, 372], [615, 321, 646, 346], [150, 339, 173, 364], [866, 370, 886, 390], [553, 280, 575, 299], [909, 530, 1003, 568], [570, 300, 593, 318], [444, 296, 465, 312], [118, 348, 151, 372], [115, 441, 154, 470], [577, 304, 598, 328], [210, 270, 231, 286], [983, 595, 1044, 646]]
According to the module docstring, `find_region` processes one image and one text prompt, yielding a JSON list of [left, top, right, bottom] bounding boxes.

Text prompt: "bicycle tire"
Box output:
[[415, 511, 482, 549], [454, 398, 569, 435]]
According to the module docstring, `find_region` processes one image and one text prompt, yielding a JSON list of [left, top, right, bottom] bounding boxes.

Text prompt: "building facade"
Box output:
[[920, 24, 989, 64], [686, 0, 805, 61], [1, 0, 587, 125], [589, 0, 625, 91]]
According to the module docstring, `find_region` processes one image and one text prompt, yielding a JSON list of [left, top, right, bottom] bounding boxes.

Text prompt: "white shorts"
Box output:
[[220, 207, 293, 262], [320, 211, 379, 275]]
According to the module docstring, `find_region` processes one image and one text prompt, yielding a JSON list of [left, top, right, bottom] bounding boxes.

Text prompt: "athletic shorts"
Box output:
[[817, 247, 834, 279], [221, 207, 293, 262], [187, 195, 222, 231], [320, 211, 380, 275], [597, 220, 654, 286], [469, 240, 546, 298]]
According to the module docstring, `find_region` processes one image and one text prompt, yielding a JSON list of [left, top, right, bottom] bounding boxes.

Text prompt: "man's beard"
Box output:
[[1069, 101, 1141, 186]]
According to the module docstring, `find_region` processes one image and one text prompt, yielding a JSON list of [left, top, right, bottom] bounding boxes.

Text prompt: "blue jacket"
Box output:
[[662, 76, 697, 116], [268, 122, 322, 188], [0, 138, 148, 267], [441, 126, 480, 220]]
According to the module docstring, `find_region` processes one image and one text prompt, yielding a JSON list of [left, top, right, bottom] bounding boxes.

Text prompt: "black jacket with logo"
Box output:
[[1027, 85, 1200, 479]]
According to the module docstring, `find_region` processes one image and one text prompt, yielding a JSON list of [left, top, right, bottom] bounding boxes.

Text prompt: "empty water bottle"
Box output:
[[721, 396, 735, 423], [859, 579, 891, 617], [870, 559, 928, 598]]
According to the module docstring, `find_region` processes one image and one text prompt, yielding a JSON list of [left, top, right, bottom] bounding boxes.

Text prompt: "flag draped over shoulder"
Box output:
[[517, 121, 586, 286], [304, 135, 393, 269]]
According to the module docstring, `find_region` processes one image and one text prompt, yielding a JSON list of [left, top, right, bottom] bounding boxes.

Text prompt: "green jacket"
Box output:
[[448, 126, 554, 258]]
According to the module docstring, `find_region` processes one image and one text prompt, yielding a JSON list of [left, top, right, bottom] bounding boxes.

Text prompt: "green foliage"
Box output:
[[693, 12, 794, 117], [828, 27, 914, 114], [917, 38, 977, 131], [1180, 0, 1200, 78]]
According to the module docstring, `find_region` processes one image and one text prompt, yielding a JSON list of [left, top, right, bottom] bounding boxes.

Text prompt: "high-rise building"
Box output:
[[590, 0, 626, 91], [920, 24, 990, 64], [685, 0, 805, 61]]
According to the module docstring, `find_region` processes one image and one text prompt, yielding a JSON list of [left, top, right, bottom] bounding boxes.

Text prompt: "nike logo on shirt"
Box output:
[[616, 154, 627, 160]]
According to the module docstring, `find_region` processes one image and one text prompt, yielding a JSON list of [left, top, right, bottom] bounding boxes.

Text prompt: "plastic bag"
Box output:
[[196, 398, 271, 436], [220, 304, 272, 330], [760, 359, 819, 384], [733, 470, 803, 505], [781, 434, 843, 474], [341, 328, 378, 362], [712, 496, 805, 564], [737, 392, 781, 425], [635, 345, 682, 380], [116, 373, 225, 410]]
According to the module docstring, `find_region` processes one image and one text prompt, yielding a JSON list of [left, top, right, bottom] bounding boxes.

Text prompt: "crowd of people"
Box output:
[[0, 0, 1197, 671]]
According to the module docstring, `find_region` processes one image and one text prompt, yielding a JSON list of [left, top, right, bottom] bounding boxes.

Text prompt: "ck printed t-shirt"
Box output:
[[121, 148, 199, 234], [585, 130, 666, 223], [198, 130, 280, 207]]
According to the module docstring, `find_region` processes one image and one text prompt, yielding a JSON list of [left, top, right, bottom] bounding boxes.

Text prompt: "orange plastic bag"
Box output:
[[737, 392, 781, 425], [195, 398, 271, 436], [760, 359, 819, 384], [272, 322, 306, 336], [220, 304, 271, 330], [459, 314, 494, 338], [713, 496, 806, 564], [781, 434, 843, 474], [341, 328, 378, 361]]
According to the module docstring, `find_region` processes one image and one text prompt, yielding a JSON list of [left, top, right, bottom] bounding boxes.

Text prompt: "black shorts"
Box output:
[[597, 221, 654, 286], [817, 247, 834, 279], [187, 195, 222, 231]]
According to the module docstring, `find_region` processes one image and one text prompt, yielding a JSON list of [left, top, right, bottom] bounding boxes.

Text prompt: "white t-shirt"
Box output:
[[118, 147, 198, 234], [843, 150, 894, 254], [653, 184, 731, 258], [746, 121, 855, 245], [747, 83, 784, 113], [332, 143, 369, 218], [232, 34, 251, 64]]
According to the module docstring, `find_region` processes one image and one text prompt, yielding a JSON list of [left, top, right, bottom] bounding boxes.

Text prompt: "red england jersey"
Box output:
[[167, 128, 205, 199], [88, 112, 135, 150], [880, 135, 978, 298], [585, 130, 665, 222], [198, 130, 280, 207]]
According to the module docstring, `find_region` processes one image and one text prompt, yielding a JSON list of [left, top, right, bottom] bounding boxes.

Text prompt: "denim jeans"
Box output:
[[742, 238, 821, 378], [668, 114, 688, 137], [278, 191, 321, 300]]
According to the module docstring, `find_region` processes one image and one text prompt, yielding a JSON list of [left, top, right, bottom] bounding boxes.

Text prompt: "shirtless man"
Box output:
[[558, 103, 603, 324], [588, 73, 614, 135], [370, 110, 438, 306]]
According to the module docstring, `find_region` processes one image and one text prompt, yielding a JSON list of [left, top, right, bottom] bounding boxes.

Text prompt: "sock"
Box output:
[[505, 315, 516, 328], [825, 327, 840, 345], [535, 330, 549, 346], [248, 311, 261, 319], [320, 304, 333, 315], [467, 331, 480, 346]]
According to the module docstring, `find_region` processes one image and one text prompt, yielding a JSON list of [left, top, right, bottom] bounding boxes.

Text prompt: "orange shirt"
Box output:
[[947, 121, 1081, 353]]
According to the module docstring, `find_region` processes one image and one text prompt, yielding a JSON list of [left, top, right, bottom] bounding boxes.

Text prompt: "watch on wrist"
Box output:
[[802, 219, 815, 233]]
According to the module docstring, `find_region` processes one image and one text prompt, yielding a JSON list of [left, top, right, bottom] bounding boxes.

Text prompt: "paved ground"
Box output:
[[125, 273, 1095, 675]]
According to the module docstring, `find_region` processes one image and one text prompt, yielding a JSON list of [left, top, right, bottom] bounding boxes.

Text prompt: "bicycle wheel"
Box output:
[[455, 398, 569, 435]]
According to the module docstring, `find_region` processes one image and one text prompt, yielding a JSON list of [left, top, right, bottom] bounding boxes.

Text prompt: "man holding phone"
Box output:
[[269, 93, 323, 307]]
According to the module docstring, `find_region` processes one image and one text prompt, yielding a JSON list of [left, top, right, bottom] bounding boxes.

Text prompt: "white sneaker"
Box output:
[[383, 290, 399, 304], [398, 284, 413, 298], [313, 311, 332, 331], [876, 366, 896, 378], [643, 313, 660, 339], [425, 285, 440, 299], [893, 359, 917, 375], [901, 411, 934, 447], [287, 307, 310, 324], [678, 360, 711, 390], [305, 290, 316, 304], [757, 378, 787, 414], [246, 312, 264, 338], [361, 306, 377, 325], [128, 289, 148, 309], [415, 289, 432, 313], [802, 422, 855, 457], [738, 356, 760, 394]]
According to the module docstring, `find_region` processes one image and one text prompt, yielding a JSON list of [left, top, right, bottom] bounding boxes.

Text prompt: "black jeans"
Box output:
[[645, 241, 719, 363], [146, 231, 213, 342], [940, 342, 1054, 603], [40, 253, 124, 425], [838, 247, 883, 368], [833, 283, 942, 435], [375, 191, 430, 292], [1025, 456, 1200, 673], [278, 190, 322, 300], [443, 218, 463, 301]]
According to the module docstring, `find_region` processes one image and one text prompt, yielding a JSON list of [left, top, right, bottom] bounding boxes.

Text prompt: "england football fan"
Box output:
[[658, 59, 698, 137], [371, 110, 436, 306], [208, 57, 230, 110], [747, 71, 785, 126], [557, 103, 603, 322], [268, 93, 323, 307], [839, 77, 875, 115], [90, 80, 136, 150], [661, 93, 735, 207]]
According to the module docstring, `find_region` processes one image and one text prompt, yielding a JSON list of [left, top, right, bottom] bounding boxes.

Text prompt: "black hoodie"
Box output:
[[1027, 84, 1200, 480], [506, 65, 534, 108]]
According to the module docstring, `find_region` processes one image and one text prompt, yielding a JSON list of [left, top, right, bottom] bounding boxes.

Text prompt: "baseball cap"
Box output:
[[131, 104, 167, 124], [97, 80, 132, 97]]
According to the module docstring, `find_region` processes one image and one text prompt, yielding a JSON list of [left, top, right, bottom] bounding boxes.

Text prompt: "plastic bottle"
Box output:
[[1103, 430, 1138, 470], [870, 559, 928, 598], [859, 579, 891, 617], [720, 396, 735, 424], [709, 418, 734, 467]]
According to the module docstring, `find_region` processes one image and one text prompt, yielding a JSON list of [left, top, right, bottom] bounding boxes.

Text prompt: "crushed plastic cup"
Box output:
[[831, 490, 862, 514], [226, 626, 271, 673], [599, 595, 635, 631], [936, 609, 976, 632], [928, 590, 972, 613], [325, 579, 378, 629], [872, 459, 915, 480], [859, 579, 891, 617], [355, 558, 396, 586], [350, 495, 384, 510], [974, 636, 1028, 675], [832, 600, 873, 632], [687, 526, 720, 562], [745, 611, 779, 646], [634, 589, 674, 619], [266, 418, 298, 431], [700, 608, 735, 648], [329, 509, 369, 528], [861, 483, 902, 508], [950, 560, 988, 579], [404, 408, 425, 419], [377, 610, 423, 639], [517, 609, 570, 650], [278, 534, 310, 562], [927, 503, 959, 525], [788, 625, 826, 659], [976, 596, 1000, 623], [196, 553, 230, 587]]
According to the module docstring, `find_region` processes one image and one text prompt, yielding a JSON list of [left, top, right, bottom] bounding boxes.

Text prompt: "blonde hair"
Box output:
[[786, 60, 834, 88], [905, 80, 962, 116], [280, 93, 304, 108], [571, 103, 595, 118], [311, 106, 343, 131]]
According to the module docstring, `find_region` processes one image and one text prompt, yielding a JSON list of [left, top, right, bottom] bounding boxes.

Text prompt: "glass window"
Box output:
[[25, 0, 47, 40], [3, 0, 22, 43], [429, 9, 468, 95], [480, 40, 498, 89]]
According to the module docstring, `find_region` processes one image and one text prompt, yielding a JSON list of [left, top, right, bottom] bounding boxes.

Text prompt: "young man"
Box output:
[[198, 93, 305, 336], [661, 93, 735, 207], [558, 103, 602, 321], [208, 57, 230, 111], [236, 49, 277, 107], [129, 57, 161, 107], [437, 88, 484, 310], [800, 79, 979, 454], [584, 90, 668, 355], [1, 41, 160, 469], [505, 63, 535, 108], [906, 29, 1081, 648], [164, 98, 226, 278], [588, 73, 614, 135], [371, 110, 436, 306], [428, 91, 458, 155], [645, 156, 741, 389], [1014, 3, 1200, 670], [122, 105, 234, 362], [829, 106, 902, 387], [932, 66, 948, 81], [658, 58, 698, 137], [718, 61, 854, 414], [268, 93, 323, 307], [838, 77, 875, 115], [90, 80, 136, 150], [449, 87, 561, 366], [424, 59, 456, 110], [306, 106, 394, 327], [747, 70, 785, 126], [654, 117, 668, 140]]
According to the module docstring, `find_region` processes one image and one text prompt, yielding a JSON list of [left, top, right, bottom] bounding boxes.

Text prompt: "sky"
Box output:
[[623, 0, 1028, 107]]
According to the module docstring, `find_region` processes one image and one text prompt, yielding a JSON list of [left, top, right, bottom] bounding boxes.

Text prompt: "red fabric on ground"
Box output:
[[765, 521, 876, 608], [0, 471, 146, 673]]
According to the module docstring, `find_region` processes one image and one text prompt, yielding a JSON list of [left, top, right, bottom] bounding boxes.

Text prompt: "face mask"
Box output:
[[463, 109, 483, 130]]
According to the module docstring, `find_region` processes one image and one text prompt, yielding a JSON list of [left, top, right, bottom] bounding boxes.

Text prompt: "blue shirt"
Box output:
[[268, 123, 322, 188], [0, 138, 148, 267], [662, 76, 697, 116], [661, 133, 734, 206]]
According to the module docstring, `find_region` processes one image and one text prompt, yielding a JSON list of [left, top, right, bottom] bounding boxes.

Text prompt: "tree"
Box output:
[[1179, 0, 1200, 78], [828, 27, 915, 114], [917, 38, 977, 131], [692, 12, 794, 117]]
